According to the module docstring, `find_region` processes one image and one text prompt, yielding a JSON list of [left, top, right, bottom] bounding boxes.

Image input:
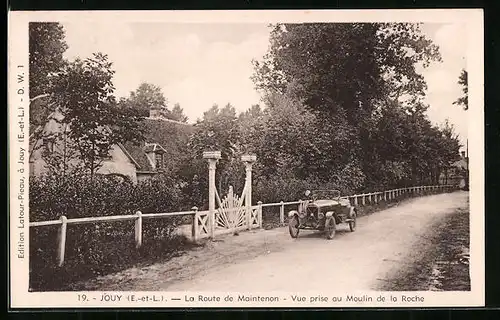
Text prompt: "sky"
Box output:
[[62, 21, 468, 150]]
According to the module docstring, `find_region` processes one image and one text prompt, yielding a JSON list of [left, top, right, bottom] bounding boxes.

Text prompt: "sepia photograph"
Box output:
[[9, 10, 483, 308]]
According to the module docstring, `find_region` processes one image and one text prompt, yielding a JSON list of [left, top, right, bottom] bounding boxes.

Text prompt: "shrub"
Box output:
[[29, 173, 195, 291]]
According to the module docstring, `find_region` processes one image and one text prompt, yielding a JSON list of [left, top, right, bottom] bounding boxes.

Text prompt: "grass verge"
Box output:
[[377, 202, 470, 291]]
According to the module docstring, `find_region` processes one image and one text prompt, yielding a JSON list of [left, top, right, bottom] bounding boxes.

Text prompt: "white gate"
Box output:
[[192, 152, 261, 240]]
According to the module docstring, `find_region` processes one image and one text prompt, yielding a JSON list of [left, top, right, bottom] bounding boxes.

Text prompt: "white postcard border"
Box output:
[[8, 9, 484, 309]]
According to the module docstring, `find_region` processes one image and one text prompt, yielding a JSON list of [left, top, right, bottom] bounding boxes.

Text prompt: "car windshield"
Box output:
[[310, 190, 341, 199]]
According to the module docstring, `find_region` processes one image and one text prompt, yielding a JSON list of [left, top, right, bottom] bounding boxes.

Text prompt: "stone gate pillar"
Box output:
[[241, 154, 257, 229], [203, 151, 221, 239]]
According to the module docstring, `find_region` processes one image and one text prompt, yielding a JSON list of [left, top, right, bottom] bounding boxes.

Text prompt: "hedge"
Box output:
[[29, 173, 196, 291]]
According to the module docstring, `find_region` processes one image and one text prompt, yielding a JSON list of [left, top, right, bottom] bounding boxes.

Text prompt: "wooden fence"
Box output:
[[29, 184, 459, 267]]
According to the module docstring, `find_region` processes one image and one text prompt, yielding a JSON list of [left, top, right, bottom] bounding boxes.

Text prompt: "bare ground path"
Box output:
[[70, 191, 469, 292]]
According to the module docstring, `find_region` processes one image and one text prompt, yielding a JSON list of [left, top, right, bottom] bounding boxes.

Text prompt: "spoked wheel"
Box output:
[[325, 217, 336, 240], [349, 209, 357, 232], [288, 215, 300, 238]]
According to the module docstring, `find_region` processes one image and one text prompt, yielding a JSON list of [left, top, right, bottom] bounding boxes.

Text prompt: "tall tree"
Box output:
[[49, 53, 145, 181], [170, 103, 189, 122], [252, 23, 441, 123], [29, 22, 68, 98], [181, 103, 241, 205], [121, 82, 170, 117], [453, 69, 468, 110], [252, 23, 442, 190]]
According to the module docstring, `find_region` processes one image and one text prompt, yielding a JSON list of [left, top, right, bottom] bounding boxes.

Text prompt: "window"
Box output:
[[43, 138, 55, 153], [155, 153, 164, 170]]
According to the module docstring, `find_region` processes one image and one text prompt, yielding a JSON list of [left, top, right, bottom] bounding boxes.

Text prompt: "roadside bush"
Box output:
[[253, 174, 359, 204], [29, 173, 195, 291]]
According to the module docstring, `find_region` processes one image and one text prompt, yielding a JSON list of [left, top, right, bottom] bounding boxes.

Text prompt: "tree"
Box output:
[[252, 23, 441, 124], [238, 104, 266, 155], [181, 103, 241, 205], [170, 103, 189, 122], [29, 22, 68, 98], [252, 23, 442, 190], [189, 103, 240, 168], [121, 82, 170, 117], [49, 53, 145, 181], [453, 69, 468, 110]]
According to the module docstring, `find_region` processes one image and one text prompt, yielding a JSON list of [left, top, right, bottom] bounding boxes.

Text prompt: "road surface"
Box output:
[[72, 191, 469, 292]]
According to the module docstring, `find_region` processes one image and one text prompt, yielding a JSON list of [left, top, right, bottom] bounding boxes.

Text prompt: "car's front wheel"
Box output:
[[325, 217, 336, 240], [349, 210, 357, 232], [288, 215, 300, 238]]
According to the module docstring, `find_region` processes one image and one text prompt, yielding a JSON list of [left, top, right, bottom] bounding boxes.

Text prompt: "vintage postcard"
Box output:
[[8, 9, 484, 309]]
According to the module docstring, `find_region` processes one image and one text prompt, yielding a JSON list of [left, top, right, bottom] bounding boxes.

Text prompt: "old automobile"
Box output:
[[287, 189, 357, 239]]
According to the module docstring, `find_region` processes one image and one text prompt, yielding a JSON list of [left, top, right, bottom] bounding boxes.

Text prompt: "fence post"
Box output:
[[191, 206, 198, 242], [57, 215, 68, 267], [362, 195, 366, 206], [258, 201, 263, 229], [135, 211, 143, 249], [353, 196, 358, 206], [279, 201, 285, 226], [375, 193, 379, 204]]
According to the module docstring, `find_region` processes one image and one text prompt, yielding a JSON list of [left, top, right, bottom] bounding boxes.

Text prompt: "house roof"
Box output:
[[122, 141, 154, 171], [143, 143, 168, 153], [121, 117, 194, 172], [451, 158, 468, 170], [30, 97, 194, 174]]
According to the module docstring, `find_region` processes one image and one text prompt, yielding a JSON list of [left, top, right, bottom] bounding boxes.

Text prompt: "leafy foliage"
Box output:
[[29, 22, 68, 98], [170, 103, 189, 122], [48, 53, 145, 178], [29, 173, 192, 291], [120, 82, 170, 117], [453, 69, 468, 110], [247, 22, 458, 191], [179, 104, 241, 207]]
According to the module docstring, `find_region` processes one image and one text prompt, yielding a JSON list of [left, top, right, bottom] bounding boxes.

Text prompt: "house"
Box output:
[[439, 151, 469, 189], [29, 96, 193, 184], [121, 108, 194, 182]]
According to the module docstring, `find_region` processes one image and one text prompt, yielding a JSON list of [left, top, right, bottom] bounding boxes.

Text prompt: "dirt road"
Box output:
[[72, 191, 469, 292]]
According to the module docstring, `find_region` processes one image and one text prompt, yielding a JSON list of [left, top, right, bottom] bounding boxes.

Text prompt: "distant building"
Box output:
[[439, 151, 469, 189], [29, 96, 193, 184]]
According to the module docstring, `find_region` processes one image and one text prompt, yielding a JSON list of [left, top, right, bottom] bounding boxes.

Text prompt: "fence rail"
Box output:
[[29, 184, 459, 266]]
